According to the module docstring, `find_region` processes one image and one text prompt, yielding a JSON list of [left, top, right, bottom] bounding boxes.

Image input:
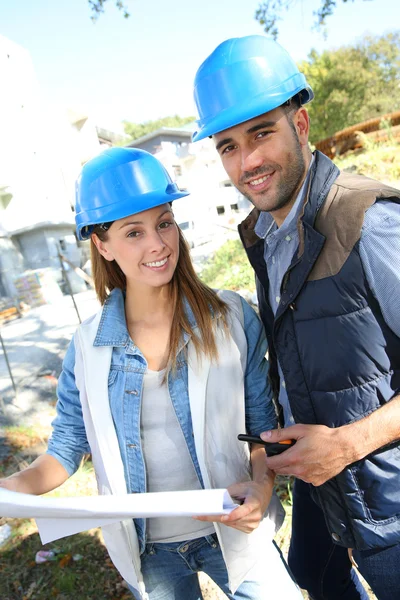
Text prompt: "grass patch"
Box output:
[[334, 139, 400, 182], [4, 426, 49, 451], [0, 431, 128, 599], [0, 526, 131, 600], [200, 239, 256, 292]]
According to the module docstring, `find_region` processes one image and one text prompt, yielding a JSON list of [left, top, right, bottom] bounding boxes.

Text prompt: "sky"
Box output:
[[0, 0, 399, 133]]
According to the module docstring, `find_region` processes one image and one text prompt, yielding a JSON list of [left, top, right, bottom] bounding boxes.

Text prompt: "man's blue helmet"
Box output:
[[75, 147, 189, 240], [192, 35, 313, 142]]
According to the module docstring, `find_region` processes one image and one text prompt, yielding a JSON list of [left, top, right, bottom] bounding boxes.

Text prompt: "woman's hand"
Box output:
[[0, 477, 21, 492], [194, 477, 274, 534], [193, 442, 275, 533], [223, 480, 273, 533]]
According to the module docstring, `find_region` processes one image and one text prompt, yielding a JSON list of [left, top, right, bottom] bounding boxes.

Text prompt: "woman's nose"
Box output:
[[148, 230, 166, 251]]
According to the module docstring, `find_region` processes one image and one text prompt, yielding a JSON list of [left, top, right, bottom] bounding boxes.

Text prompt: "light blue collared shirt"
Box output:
[[255, 158, 314, 424]]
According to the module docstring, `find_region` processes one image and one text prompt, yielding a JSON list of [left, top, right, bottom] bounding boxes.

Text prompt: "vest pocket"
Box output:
[[350, 444, 400, 523]]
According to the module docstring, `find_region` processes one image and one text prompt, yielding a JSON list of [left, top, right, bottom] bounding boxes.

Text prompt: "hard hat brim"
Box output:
[[193, 84, 313, 142], [77, 188, 189, 241]]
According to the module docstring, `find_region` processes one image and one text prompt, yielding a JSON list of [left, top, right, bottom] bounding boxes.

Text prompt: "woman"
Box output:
[[0, 148, 301, 600]]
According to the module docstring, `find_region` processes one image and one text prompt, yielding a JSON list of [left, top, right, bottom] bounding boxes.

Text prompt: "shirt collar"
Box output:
[[254, 154, 314, 241], [94, 288, 130, 347]]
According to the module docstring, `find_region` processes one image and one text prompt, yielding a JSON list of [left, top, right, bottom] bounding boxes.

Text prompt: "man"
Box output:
[[191, 35, 400, 600]]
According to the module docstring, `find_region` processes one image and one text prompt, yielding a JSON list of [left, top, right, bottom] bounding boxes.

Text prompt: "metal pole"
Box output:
[[0, 329, 17, 410], [57, 246, 81, 324]]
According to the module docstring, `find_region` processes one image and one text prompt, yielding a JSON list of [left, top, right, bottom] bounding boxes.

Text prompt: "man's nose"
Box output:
[[241, 147, 264, 173]]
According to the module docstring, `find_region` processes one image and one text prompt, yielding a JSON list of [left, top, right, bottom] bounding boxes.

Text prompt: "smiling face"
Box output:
[[214, 105, 311, 225], [92, 204, 179, 292]]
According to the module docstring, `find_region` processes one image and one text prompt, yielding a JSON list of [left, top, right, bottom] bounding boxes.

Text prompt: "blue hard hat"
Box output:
[[192, 35, 313, 142], [75, 147, 189, 240]]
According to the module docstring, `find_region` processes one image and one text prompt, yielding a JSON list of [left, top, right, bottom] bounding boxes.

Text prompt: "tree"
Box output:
[[88, 0, 130, 21], [255, 0, 372, 39], [123, 115, 196, 142], [299, 32, 400, 143]]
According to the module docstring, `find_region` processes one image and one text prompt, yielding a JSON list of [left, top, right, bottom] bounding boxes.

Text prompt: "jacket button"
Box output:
[[126, 390, 139, 395], [331, 532, 341, 542]]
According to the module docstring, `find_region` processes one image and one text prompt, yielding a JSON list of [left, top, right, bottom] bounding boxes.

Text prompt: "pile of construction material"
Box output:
[[0, 297, 21, 325], [315, 110, 400, 159], [13, 268, 63, 309]]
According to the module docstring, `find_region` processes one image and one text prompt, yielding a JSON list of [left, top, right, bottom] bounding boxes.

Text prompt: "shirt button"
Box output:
[[331, 532, 341, 542], [285, 235, 291, 242], [282, 381, 286, 388], [180, 544, 189, 553], [275, 296, 280, 303]]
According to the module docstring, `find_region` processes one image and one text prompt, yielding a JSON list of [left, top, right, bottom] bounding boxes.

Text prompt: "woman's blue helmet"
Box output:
[[192, 35, 313, 142], [75, 147, 189, 240]]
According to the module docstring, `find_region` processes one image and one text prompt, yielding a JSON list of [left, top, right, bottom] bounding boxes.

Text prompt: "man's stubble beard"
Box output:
[[238, 131, 306, 214]]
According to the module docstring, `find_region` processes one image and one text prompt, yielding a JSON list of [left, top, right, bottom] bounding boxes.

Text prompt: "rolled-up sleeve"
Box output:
[[360, 200, 400, 338], [46, 337, 91, 476], [241, 297, 277, 435]]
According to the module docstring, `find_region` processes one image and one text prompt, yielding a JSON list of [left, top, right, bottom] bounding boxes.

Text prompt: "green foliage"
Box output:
[[123, 115, 196, 142], [200, 239, 256, 292], [88, 0, 130, 21], [299, 32, 400, 143], [255, 0, 370, 39]]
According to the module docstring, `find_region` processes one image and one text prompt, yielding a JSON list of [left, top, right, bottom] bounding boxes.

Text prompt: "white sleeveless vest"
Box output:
[[72, 290, 284, 598]]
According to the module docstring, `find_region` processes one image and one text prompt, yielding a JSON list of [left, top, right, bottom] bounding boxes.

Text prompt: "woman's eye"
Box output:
[[159, 221, 174, 230], [127, 230, 140, 238]]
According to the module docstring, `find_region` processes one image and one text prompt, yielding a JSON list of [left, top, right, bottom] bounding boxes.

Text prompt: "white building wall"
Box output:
[[0, 35, 85, 236]]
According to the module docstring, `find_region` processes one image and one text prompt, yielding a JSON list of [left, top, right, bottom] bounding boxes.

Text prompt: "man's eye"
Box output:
[[221, 145, 235, 155], [255, 131, 271, 139]]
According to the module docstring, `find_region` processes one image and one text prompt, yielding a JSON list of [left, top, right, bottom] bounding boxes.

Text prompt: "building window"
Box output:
[[230, 203, 239, 212], [216, 206, 225, 215], [173, 165, 182, 177]]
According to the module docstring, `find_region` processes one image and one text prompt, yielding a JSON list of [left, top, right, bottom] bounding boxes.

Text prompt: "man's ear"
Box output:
[[91, 233, 115, 262], [294, 107, 310, 146]]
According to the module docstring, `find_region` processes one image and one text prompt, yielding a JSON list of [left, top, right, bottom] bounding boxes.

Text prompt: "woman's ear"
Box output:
[[91, 233, 115, 262]]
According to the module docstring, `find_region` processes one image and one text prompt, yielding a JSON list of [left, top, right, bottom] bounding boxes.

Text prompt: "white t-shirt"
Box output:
[[140, 368, 215, 543]]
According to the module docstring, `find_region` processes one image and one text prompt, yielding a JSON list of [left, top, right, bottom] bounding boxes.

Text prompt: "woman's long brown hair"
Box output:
[[90, 223, 228, 370]]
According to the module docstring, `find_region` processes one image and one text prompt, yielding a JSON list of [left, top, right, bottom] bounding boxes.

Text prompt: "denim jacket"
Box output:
[[47, 288, 277, 553]]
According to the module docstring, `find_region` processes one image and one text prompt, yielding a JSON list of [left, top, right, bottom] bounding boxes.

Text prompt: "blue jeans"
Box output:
[[130, 532, 302, 600], [288, 479, 400, 600], [354, 543, 400, 600]]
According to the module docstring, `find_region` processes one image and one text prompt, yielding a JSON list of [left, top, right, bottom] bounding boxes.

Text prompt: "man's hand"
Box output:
[[194, 479, 273, 534], [261, 424, 358, 486]]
